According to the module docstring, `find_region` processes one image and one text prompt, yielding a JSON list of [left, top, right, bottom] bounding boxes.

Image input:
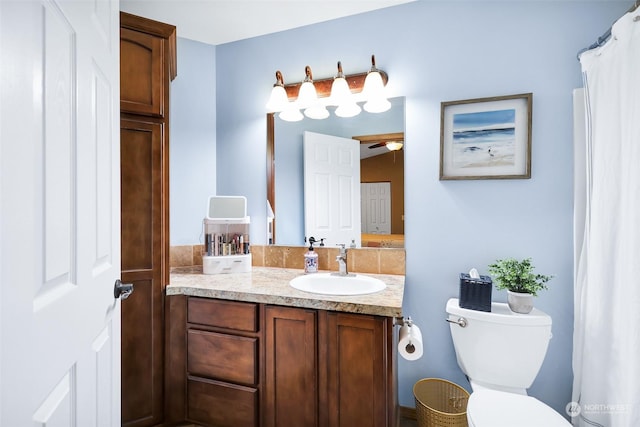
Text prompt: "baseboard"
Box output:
[[399, 405, 417, 420]]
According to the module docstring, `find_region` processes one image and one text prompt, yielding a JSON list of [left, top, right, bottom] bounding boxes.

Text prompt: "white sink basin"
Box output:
[[290, 273, 386, 296]]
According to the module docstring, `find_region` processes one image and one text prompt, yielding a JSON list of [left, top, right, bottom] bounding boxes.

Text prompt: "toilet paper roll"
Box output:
[[398, 323, 423, 361]]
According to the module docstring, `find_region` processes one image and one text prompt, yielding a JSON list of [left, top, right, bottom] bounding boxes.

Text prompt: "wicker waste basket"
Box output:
[[413, 378, 469, 427]]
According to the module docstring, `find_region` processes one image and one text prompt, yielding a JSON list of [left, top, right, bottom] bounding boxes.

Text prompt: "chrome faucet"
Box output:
[[335, 244, 349, 276]]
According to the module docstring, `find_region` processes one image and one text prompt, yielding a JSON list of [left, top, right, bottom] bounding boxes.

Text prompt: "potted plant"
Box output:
[[487, 257, 553, 314]]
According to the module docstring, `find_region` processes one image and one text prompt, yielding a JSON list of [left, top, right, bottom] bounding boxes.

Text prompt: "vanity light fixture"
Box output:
[[266, 55, 389, 119], [330, 61, 362, 118], [298, 66, 329, 120], [363, 55, 391, 113]]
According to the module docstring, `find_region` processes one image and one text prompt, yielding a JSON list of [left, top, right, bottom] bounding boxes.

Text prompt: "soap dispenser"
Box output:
[[304, 238, 319, 274]]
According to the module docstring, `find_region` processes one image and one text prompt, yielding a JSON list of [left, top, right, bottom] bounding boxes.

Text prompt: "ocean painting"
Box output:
[[452, 108, 516, 168]]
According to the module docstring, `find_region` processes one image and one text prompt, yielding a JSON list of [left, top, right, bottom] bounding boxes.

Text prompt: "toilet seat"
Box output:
[[467, 389, 571, 427]]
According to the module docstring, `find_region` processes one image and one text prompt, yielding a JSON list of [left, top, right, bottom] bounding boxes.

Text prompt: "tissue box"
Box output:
[[459, 273, 492, 312]]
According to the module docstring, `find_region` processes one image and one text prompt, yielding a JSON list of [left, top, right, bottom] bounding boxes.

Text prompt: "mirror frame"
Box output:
[[267, 113, 276, 242]]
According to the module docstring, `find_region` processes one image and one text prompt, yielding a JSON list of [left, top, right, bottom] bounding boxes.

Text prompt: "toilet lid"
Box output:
[[467, 390, 571, 427]]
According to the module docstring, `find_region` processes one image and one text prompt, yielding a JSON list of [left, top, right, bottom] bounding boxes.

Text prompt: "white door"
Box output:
[[361, 182, 391, 234], [1, 0, 121, 426], [303, 131, 362, 248]]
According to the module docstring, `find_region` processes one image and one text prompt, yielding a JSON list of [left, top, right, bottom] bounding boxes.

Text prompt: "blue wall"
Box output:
[[170, 38, 217, 245], [174, 0, 631, 415]]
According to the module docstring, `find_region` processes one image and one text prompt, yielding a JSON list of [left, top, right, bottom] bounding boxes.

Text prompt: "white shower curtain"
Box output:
[[574, 10, 640, 427]]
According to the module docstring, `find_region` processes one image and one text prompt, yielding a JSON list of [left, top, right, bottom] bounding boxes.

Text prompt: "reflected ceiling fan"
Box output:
[[353, 132, 405, 152], [368, 140, 403, 151]]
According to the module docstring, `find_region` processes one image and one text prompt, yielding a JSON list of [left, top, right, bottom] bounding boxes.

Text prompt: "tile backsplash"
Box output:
[[170, 244, 405, 275]]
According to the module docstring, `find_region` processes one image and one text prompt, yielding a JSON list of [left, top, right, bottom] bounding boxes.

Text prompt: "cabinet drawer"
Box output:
[[188, 297, 258, 331], [188, 377, 258, 427], [188, 330, 257, 385]]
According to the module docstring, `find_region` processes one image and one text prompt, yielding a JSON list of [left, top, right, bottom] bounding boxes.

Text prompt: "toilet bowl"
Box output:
[[446, 298, 571, 427], [467, 389, 570, 426]]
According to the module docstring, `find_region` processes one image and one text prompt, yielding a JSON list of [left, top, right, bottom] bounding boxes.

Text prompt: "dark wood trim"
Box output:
[[120, 11, 176, 39], [389, 318, 400, 427], [164, 295, 187, 424], [353, 132, 404, 145], [167, 30, 177, 81], [266, 113, 276, 243], [282, 70, 388, 99], [317, 310, 329, 427]]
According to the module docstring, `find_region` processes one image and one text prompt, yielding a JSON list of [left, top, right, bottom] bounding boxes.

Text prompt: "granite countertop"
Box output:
[[167, 266, 404, 317]]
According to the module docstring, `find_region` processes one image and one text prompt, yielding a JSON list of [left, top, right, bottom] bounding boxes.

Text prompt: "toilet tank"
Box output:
[[446, 298, 552, 391]]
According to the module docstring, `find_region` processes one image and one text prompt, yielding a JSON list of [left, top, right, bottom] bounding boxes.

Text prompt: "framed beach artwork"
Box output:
[[439, 93, 532, 180]]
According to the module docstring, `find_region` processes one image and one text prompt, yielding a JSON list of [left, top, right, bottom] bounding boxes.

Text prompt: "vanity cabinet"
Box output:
[[167, 296, 397, 427]]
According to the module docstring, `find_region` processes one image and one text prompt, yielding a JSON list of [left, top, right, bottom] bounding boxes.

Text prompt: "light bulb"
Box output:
[[266, 84, 288, 112], [297, 81, 317, 110], [385, 141, 403, 151], [363, 71, 391, 113]]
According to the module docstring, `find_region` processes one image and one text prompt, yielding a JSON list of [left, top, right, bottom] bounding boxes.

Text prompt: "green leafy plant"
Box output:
[[487, 258, 553, 297]]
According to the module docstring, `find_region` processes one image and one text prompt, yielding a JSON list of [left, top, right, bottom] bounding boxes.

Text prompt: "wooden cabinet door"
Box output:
[[120, 27, 164, 117], [325, 312, 394, 427], [265, 305, 318, 427], [120, 118, 165, 426]]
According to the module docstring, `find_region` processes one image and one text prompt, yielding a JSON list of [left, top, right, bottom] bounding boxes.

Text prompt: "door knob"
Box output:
[[114, 279, 134, 300]]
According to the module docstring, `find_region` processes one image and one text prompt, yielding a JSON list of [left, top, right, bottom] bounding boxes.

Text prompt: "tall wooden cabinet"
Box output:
[[120, 12, 176, 427]]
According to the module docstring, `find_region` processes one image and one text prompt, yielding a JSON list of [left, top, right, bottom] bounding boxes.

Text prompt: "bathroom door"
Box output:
[[361, 182, 391, 234], [0, 0, 121, 425], [303, 131, 362, 247]]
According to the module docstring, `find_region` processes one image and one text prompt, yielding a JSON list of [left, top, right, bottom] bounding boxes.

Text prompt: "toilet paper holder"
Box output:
[[396, 315, 423, 360], [394, 316, 414, 327]]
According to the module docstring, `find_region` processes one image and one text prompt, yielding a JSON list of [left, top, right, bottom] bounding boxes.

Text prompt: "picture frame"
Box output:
[[439, 93, 532, 180]]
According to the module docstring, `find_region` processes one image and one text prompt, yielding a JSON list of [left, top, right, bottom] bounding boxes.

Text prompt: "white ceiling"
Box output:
[[119, 0, 416, 45]]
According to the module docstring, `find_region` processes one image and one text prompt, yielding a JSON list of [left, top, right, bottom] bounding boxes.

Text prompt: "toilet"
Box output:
[[446, 298, 571, 427]]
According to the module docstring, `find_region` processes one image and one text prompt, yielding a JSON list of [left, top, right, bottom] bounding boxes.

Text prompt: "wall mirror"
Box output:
[[266, 96, 405, 248]]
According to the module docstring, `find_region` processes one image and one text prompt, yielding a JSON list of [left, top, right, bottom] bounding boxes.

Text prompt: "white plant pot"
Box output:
[[507, 290, 534, 314]]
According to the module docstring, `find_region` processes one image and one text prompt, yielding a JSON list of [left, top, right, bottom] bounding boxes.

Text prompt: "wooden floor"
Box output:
[[400, 416, 419, 427]]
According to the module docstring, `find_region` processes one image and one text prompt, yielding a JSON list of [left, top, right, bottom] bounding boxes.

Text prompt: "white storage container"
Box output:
[[202, 196, 251, 274]]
